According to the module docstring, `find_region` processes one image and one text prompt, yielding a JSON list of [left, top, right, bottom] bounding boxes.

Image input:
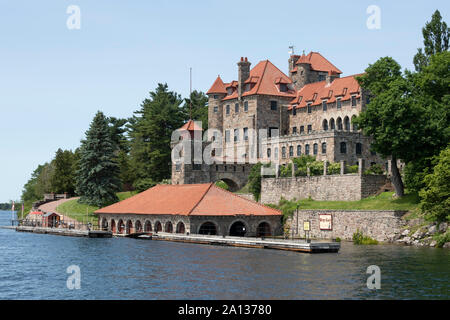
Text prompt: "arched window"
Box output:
[[313, 143, 318, 155], [289, 146, 294, 157], [267, 148, 271, 159], [330, 118, 336, 130], [297, 145, 302, 156], [337, 117, 343, 130], [305, 144, 310, 155], [323, 119, 329, 131], [340, 142, 347, 154], [144, 221, 152, 232], [322, 143, 327, 154], [135, 221, 142, 233], [199, 222, 217, 235], [282, 147, 286, 159], [344, 116, 350, 131]]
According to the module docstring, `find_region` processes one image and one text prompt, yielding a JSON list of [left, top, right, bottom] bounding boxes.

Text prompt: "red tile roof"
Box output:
[[291, 52, 342, 74], [218, 60, 296, 101], [95, 183, 281, 217], [206, 76, 227, 95], [178, 119, 203, 132], [289, 74, 362, 110]]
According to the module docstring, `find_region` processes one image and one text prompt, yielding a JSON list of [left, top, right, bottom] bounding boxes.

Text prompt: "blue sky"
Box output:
[[0, 0, 448, 202]]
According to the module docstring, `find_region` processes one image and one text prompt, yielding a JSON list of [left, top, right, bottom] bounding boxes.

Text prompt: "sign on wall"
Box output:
[[303, 221, 310, 232], [319, 214, 333, 231]]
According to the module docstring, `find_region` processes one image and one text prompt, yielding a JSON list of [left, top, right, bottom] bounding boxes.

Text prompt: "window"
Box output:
[[307, 103, 312, 114], [243, 127, 248, 141], [318, 74, 326, 81], [213, 106, 218, 113], [280, 84, 288, 92], [267, 148, 271, 159], [270, 101, 278, 111], [292, 127, 297, 134], [322, 142, 327, 154], [226, 105, 230, 115], [305, 144, 310, 155], [213, 95, 218, 100], [225, 130, 230, 142], [352, 116, 358, 131], [351, 96, 357, 107], [235, 103, 239, 113], [175, 163, 181, 172], [297, 145, 302, 156], [322, 101, 327, 111], [330, 118, 336, 130], [356, 143, 362, 155], [323, 119, 329, 131], [307, 125, 312, 134], [300, 126, 305, 134], [337, 118, 343, 130], [340, 142, 347, 154], [289, 146, 294, 157], [234, 129, 239, 142], [292, 107, 297, 116], [268, 127, 279, 138], [313, 143, 318, 155], [337, 98, 342, 109], [282, 147, 286, 159], [244, 101, 248, 112], [274, 147, 279, 160], [344, 117, 350, 131], [193, 164, 202, 171]]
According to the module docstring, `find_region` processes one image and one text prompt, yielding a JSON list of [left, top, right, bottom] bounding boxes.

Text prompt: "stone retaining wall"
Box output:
[[287, 210, 408, 242]]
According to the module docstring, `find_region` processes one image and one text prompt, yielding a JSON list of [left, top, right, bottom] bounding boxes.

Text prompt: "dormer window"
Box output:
[[279, 84, 288, 92], [227, 88, 234, 95], [313, 93, 318, 101], [214, 95, 218, 100]]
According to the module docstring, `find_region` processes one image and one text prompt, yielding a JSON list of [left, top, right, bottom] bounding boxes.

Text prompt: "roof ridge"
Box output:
[[255, 60, 269, 93], [210, 184, 282, 214], [187, 183, 214, 215]]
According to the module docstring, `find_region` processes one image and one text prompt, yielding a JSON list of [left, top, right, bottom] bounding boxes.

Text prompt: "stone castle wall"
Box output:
[[261, 174, 388, 204], [286, 210, 408, 242]]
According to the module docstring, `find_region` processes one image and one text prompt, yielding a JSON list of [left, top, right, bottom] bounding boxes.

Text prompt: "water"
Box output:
[[0, 211, 448, 300]]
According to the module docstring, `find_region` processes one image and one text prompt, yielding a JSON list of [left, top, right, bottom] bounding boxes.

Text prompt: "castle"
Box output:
[[172, 52, 385, 192]]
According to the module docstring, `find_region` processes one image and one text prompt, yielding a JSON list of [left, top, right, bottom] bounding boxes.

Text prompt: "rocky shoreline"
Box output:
[[395, 220, 449, 248]]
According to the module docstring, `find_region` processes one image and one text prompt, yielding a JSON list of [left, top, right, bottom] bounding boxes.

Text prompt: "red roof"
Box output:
[[289, 74, 362, 110], [291, 52, 342, 74], [178, 120, 203, 132], [30, 211, 43, 215], [95, 183, 281, 217], [219, 60, 296, 101], [206, 76, 227, 95]]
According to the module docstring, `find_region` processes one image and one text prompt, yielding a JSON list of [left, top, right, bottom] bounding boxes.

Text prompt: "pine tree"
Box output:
[[50, 149, 76, 195], [183, 90, 209, 129], [76, 111, 121, 207]]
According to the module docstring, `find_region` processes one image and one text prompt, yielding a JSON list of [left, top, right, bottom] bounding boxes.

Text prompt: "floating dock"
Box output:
[[150, 232, 340, 253], [13, 226, 112, 238]]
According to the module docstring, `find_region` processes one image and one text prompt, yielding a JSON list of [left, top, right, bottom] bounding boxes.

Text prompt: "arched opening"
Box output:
[[126, 220, 133, 235], [344, 116, 350, 131], [101, 218, 108, 231], [144, 221, 152, 232], [118, 219, 125, 234], [337, 117, 343, 130], [165, 221, 173, 233], [330, 118, 335, 130], [215, 178, 239, 192], [229, 221, 247, 237], [199, 222, 217, 235], [111, 220, 116, 233], [322, 119, 329, 131], [176, 222, 185, 234], [256, 222, 272, 237], [135, 220, 142, 233], [154, 221, 162, 233]]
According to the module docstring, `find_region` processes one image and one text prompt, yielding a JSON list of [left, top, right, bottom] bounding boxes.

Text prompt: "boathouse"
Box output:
[[95, 183, 282, 237]]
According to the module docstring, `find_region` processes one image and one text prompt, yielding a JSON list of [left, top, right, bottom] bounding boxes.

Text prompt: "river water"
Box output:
[[0, 211, 448, 300]]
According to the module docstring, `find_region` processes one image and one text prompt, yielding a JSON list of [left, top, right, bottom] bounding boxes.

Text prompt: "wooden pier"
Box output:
[[149, 233, 340, 253]]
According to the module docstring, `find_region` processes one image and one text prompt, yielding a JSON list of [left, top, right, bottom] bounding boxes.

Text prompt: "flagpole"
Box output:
[[11, 201, 15, 226]]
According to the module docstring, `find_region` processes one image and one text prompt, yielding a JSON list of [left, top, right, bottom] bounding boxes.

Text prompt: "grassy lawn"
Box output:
[[56, 191, 138, 225], [280, 192, 420, 211]]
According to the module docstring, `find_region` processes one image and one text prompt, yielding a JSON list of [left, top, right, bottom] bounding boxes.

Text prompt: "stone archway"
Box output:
[[101, 218, 108, 231], [215, 178, 240, 192], [126, 220, 133, 235], [165, 221, 173, 233], [144, 220, 152, 232], [135, 220, 142, 233], [111, 220, 116, 233], [176, 222, 185, 234], [229, 221, 247, 237], [199, 222, 218, 235], [256, 222, 272, 237], [118, 220, 125, 234], [154, 221, 162, 233]]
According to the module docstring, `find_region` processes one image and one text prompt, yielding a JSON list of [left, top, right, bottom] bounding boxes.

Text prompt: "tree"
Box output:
[[183, 90, 209, 129], [419, 147, 450, 222], [50, 149, 76, 195], [248, 163, 263, 201], [413, 10, 449, 72], [76, 111, 121, 207], [129, 84, 185, 185]]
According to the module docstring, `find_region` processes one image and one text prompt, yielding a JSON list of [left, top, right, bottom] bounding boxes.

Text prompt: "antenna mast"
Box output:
[[189, 67, 192, 120]]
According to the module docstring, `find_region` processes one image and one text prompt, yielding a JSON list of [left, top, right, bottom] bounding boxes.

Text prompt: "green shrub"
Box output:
[[215, 181, 229, 190], [346, 165, 359, 174], [327, 162, 341, 175], [434, 231, 450, 248], [335, 237, 342, 242], [295, 167, 308, 177], [309, 161, 324, 176], [365, 164, 384, 175], [248, 163, 263, 201], [353, 229, 379, 245], [280, 164, 292, 177], [133, 178, 157, 193]]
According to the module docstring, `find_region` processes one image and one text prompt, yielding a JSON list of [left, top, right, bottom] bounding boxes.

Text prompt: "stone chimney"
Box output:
[[326, 70, 340, 85], [238, 57, 251, 100]]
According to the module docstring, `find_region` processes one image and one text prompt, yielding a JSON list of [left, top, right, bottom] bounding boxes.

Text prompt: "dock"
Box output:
[[150, 233, 340, 253], [13, 226, 112, 238]]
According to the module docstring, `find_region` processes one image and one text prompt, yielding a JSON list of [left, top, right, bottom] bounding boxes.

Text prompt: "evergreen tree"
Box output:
[[183, 90, 209, 129], [50, 149, 76, 194], [129, 84, 185, 185], [413, 10, 449, 72], [76, 111, 121, 207]]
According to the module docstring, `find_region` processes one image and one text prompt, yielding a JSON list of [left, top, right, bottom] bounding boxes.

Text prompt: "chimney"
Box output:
[[238, 57, 251, 100], [326, 71, 340, 85]]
